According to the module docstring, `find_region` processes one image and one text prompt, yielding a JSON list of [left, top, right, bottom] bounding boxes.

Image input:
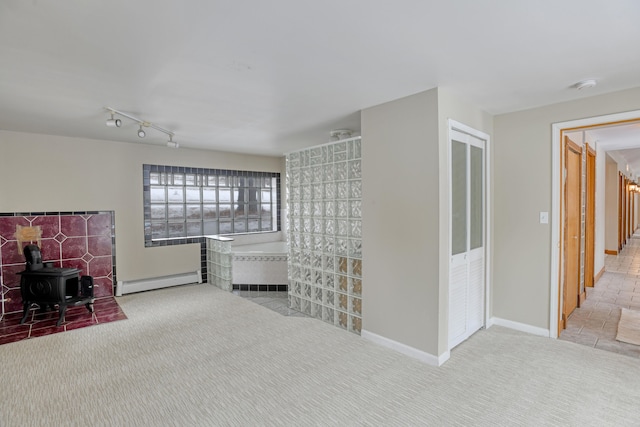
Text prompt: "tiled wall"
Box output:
[[0, 212, 116, 317], [232, 255, 288, 286], [206, 237, 289, 291], [286, 138, 362, 334]]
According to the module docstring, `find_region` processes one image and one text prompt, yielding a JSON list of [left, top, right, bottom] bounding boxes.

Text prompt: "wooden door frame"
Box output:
[[550, 110, 640, 339], [584, 144, 596, 289], [618, 172, 625, 249], [561, 137, 582, 331], [628, 178, 633, 239], [632, 183, 636, 234], [625, 176, 629, 242]]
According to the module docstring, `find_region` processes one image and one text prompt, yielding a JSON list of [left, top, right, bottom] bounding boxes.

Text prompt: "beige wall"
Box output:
[[361, 88, 441, 355], [493, 87, 640, 330], [0, 130, 284, 281], [591, 136, 605, 277], [436, 87, 493, 354], [604, 154, 619, 253], [361, 87, 492, 358]]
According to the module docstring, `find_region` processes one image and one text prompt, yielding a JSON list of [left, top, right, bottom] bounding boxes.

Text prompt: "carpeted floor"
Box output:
[[1, 283, 639, 426], [0, 297, 127, 345]]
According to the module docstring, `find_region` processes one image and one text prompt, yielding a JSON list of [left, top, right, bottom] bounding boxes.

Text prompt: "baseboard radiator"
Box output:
[[116, 270, 202, 296]]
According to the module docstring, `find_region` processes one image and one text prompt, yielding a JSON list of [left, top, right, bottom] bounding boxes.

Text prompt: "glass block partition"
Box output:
[[206, 237, 233, 291], [286, 137, 362, 334]]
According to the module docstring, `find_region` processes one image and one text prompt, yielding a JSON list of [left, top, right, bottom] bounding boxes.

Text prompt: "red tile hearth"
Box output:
[[0, 297, 127, 345], [0, 211, 121, 344], [1, 212, 117, 321]]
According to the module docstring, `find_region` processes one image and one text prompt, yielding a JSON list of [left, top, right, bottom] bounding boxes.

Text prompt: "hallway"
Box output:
[[559, 235, 640, 358]]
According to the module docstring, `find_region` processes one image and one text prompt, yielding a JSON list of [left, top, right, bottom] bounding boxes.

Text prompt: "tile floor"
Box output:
[[559, 235, 640, 358], [0, 297, 127, 345], [232, 290, 309, 318]]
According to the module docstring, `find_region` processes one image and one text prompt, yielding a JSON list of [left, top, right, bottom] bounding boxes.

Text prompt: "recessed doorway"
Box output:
[[550, 110, 640, 338]]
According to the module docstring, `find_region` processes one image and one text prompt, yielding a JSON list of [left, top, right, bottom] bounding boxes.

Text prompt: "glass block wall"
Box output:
[[206, 237, 233, 291], [286, 137, 362, 334]]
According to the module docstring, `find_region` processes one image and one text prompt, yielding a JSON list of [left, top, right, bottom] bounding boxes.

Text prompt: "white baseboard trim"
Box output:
[[116, 270, 202, 296], [489, 317, 550, 337], [361, 329, 449, 366]]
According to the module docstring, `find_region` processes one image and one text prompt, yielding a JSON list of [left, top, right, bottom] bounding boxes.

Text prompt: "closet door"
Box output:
[[449, 128, 486, 350]]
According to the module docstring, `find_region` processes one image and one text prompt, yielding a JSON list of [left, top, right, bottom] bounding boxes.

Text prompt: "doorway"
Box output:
[[448, 120, 489, 350], [550, 109, 640, 338], [562, 137, 581, 331]]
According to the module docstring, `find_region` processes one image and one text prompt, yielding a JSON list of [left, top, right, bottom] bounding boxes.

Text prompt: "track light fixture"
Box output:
[[167, 135, 179, 148], [330, 129, 354, 140], [106, 112, 122, 127], [104, 107, 178, 147]]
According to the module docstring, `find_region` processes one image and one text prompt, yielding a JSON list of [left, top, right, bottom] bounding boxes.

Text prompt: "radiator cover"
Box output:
[[116, 270, 202, 296]]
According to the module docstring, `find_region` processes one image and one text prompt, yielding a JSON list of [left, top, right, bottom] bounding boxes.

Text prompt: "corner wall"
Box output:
[[436, 87, 493, 354], [361, 89, 441, 356], [361, 87, 492, 361]]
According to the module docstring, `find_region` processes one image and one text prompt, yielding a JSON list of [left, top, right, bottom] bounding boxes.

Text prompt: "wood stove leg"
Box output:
[[20, 303, 31, 324], [85, 302, 94, 313], [56, 306, 67, 327]]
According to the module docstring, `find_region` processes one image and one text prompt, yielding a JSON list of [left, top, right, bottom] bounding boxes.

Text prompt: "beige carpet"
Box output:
[[1, 284, 640, 426], [616, 308, 640, 345]]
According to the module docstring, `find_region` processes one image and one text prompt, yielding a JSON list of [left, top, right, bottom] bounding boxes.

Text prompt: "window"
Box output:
[[143, 164, 280, 245]]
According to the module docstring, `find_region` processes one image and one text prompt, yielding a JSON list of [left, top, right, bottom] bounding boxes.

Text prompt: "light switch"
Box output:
[[540, 211, 549, 224]]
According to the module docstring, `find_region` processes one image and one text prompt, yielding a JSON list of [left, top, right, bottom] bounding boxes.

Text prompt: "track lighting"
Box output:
[[104, 107, 178, 147], [106, 112, 121, 127], [330, 129, 354, 140], [167, 135, 179, 148]]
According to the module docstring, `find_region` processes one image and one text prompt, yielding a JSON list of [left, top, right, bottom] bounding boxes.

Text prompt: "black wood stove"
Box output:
[[18, 245, 95, 327]]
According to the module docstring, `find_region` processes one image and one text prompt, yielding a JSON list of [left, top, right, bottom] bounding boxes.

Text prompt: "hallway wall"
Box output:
[[493, 86, 640, 332], [361, 87, 492, 362], [604, 154, 619, 253]]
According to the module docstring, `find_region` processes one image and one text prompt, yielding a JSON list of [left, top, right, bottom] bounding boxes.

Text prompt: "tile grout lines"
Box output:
[[559, 233, 640, 357]]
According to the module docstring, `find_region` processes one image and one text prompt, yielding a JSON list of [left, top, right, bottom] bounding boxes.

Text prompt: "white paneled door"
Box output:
[[448, 122, 487, 350]]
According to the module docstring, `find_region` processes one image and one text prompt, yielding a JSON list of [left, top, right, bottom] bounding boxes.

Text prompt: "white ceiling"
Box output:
[[1, 0, 640, 156], [589, 122, 640, 176]]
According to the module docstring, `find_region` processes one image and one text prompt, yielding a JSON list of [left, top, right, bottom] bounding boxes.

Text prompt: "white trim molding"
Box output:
[[361, 329, 450, 366], [447, 119, 492, 348], [489, 317, 550, 337]]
